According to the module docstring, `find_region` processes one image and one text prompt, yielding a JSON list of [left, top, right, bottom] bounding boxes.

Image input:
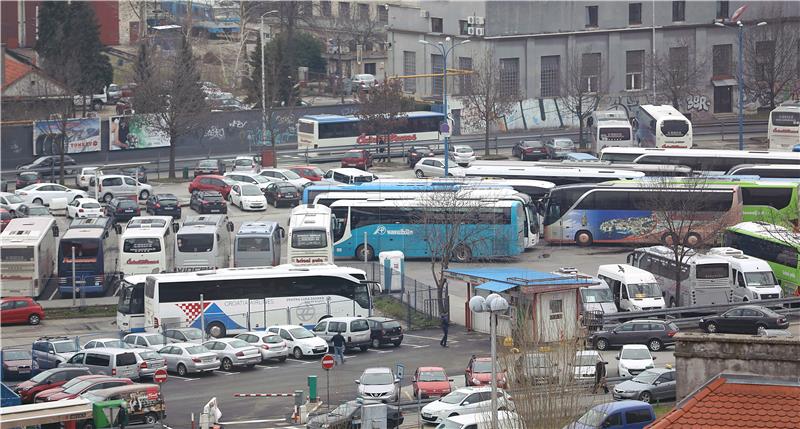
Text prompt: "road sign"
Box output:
[[321, 354, 335, 370], [395, 363, 405, 380], [153, 368, 168, 384]]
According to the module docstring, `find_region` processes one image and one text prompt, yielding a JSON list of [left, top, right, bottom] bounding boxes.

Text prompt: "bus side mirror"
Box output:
[[172, 222, 180, 233], [115, 224, 123, 234], [52, 225, 59, 237], [227, 222, 234, 232], [279, 227, 286, 238]]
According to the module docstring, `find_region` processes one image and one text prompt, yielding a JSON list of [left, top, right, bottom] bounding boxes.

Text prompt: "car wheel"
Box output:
[[278, 356, 287, 362], [415, 170, 425, 178], [372, 338, 381, 349], [595, 338, 609, 351], [139, 190, 150, 200], [705, 321, 718, 333], [207, 322, 226, 338], [575, 230, 593, 247], [177, 363, 188, 376], [647, 338, 663, 352], [359, 345, 369, 352], [392, 340, 401, 347], [28, 314, 41, 325], [33, 198, 43, 205], [103, 193, 113, 203], [638, 391, 652, 403], [756, 323, 768, 335], [293, 347, 304, 359], [221, 358, 233, 371], [355, 244, 375, 261], [144, 412, 159, 425]]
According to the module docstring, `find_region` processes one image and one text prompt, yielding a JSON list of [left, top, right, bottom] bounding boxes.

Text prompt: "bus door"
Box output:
[[247, 298, 269, 331], [272, 228, 283, 266]]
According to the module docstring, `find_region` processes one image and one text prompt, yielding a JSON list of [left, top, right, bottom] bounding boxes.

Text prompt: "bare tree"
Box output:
[[461, 50, 519, 157], [560, 51, 610, 149], [30, 82, 79, 185], [651, 40, 708, 109], [743, 16, 800, 110], [356, 80, 414, 162]]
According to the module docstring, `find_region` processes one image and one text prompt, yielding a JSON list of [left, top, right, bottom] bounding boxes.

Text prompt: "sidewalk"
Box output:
[[2, 316, 118, 348]]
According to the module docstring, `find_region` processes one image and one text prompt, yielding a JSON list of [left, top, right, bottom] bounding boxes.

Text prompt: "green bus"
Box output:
[[724, 221, 800, 295]]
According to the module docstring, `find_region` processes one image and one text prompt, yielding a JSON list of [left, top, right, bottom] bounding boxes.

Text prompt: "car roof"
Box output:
[[417, 366, 445, 372], [474, 357, 493, 361], [627, 319, 668, 324], [367, 317, 395, 322], [592, 400, 652, 413], [621, 344, 650, 350], [454, 386, 495, 393], [169, 342, 205, 348], [363, 367, 392, 374]]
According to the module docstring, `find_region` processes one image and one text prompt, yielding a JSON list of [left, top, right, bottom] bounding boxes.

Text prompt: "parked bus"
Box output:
[[599, 147, 800, 173], [234, 221, 283, 267], [297, 111, 443, 150], [288, 204, 334, 265], [463, 164, 645, 185], [626, 246, 734, 307], [542, 182, 742, 246], [0, 217, 58, 297], [175, 216, 234, 272], [473, 159, 692, 177], [587, 110, 634, 154], [632, 104, 692, 148], [596, 264, 665, 312], [329, 197, 526, 261], [723, 221, 800, 295], [726, 164, 800, 179], [768, 101, 800, 151], [57, 226, 119, 297], [119, 216, 176, 275], [144, 265, 373, 337], [706, 247, 783, 302], [117, 274, 147, 333]]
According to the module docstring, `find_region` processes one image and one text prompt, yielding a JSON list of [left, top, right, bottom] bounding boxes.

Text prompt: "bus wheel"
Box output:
[[575, 231, 593, 247], [684, 233, 701, 247], [356, 244, 375, 261], [453, 245, 472, 263], [207, 322, 226, 338], [661, 233, 678, 246]]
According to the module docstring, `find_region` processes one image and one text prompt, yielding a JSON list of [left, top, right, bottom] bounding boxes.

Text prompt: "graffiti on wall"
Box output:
[[685, 95, 710, 112]]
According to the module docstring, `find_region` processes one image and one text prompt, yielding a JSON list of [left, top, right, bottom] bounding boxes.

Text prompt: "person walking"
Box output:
[[592, 358, 608, 394], [332, 331, 346, 365], [440, 313, 450, 347]]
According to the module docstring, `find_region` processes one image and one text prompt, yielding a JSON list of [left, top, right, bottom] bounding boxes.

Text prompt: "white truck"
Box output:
[[706, 247, 783, 302], [597, 264, 666, 312], [73, 84, 121, 110]]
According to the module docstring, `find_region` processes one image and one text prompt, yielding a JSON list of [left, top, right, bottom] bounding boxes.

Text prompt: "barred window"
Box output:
[[500, 57, 520, 97], [320, 1, 331, 17], [756, 40, 776, 77], [712, 44, 732, 76], [540, 55, 560, 97], [672, 0, 686, 22], [458, 57, 472, 95], [716, 1, 729, 19], [669, 47, 689, 83], [431, 54, 444, 95], [581, 53, 601, 93], [378, 6, 388, 23], [358, 3, 370, 20], [626, 50, 644, 90], [339, 2, 350, 18], [403, 51, 416, 93]]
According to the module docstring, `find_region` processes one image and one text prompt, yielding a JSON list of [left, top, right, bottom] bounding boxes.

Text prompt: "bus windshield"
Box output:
[[123, 238, 161, 253], [177, 234, 214, 253], [627, 283, 661, 298], [1, 247, 34, 262], [60, 240, 99, 262], [237, 237, 270, 252], [118, 283, 144, 314], [599, 128, 631, 141], [292, 230, 327, 249]]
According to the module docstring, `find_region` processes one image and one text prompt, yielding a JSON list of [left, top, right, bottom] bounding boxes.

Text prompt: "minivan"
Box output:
[[81, 383, 165, 426], [564, 400, 655, 429], [61, 347, 139, 379], [313, 317, 372, 352], [90, 174, 152, 202]]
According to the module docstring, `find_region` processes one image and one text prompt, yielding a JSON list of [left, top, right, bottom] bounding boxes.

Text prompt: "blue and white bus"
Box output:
[[330, 197, 526, 261], [57, 226, 119, 297], [297, 111, 443, 150]]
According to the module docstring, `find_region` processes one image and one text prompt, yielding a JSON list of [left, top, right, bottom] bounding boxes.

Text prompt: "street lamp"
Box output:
[[260, 10, 279, 153], [469, 293, 509, 429], [715, 20, 767, 150], [419, 37, 470, 176]]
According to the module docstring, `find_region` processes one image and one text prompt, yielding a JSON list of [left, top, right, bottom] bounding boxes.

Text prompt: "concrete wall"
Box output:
[[673, 333, 800, 400]]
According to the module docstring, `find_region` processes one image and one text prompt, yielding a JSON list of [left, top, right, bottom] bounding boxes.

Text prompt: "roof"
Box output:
[[649, 374, 800, 429], [2, 53, 33, 90], [447, 267, 597, 293]]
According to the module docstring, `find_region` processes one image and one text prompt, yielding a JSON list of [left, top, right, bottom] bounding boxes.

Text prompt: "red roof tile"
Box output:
[[648, 376, 800, 429], [2, 53, 33, 90]]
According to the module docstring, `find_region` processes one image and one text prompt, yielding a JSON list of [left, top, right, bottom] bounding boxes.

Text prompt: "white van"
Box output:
[[597, 264, 666, 312], [90, 174, 152, 203], [706, 247, 783, 302], [61, 347, 139, 379], [322, 168, 376, 184], [436, 411, 522, 429], [579, 282, 618, 316], [312, 317, 371, 352]]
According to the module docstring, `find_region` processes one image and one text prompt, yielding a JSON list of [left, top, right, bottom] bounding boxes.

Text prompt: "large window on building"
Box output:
[[586, 5, 599, 27], [431, 17, 444, 33], [500, 58, 520, 97], [581, 53, 601, 93], [669, 46, 689, 82], [629, 3, 642, 25], [626, 50, 645, 91], [716, 1, 729, 20], [672, 1, 686, 22], [378, 6, 388, 23], [339, 2, 350, 18], [756, 40, 776, 77], [458, 57, 473, 95], [540, 55, 560, 97], [320, 1, 331, 17], [358, 3, 370, 20], [459, 20, 469, 35], [403, 51, 416, 93], [431, 54, 444, 95], [712, 44, 733, 76]]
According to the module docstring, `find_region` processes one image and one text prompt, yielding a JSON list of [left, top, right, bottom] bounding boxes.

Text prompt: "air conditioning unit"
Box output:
[[420, 9, 429, 18], [475, 27, 484, 36], [467, 16, 475, 24], [468, 27, 475, 35], [475, 16, 485, 25]]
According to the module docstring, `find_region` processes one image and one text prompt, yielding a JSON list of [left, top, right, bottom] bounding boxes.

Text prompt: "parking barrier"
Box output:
[[233, 393, 297, 397]]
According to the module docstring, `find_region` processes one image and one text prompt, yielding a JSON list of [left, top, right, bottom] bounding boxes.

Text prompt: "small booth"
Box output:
[[0, 398, 93, 429]]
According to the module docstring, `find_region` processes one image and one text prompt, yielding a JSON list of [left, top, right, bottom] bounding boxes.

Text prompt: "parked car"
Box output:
[[16, 156, 78, 179], [407, 145, 436, 166], [512, 140, 548, 160], [15, 204, 51, 217], [15, 183, 86, 205], [123, 333, 169, 351], [572, 350, 603, 381], [264, 181, 300, 208], [212, 98, 247, 112], [131, 349, 167, 380], [120, 166, 148, 184], [1, 297, 45, 325], [66, 198, 103, 218], [1, 349, 38, 380], [288, 165, 326, 182], [616, 345, 655, 378], [202, 338, 261, 370], [224, 172, 275, 192], [420, 386, 514, 425], [322, 168, 377, 184], [565, 152, 600, 161], [414, 158, 466, 178], [16, 171, 42, 189], [0, 192, 25, 214], [188, 175, 235, 199], [366, 317, 404, 348], [189, 190, 227, 214], [234, 332, 289, 363], [105, 198, 140, 223], [352, 73, 377, 90], [61, 347, 140, 379], [259, 168, 312, 189], [229, 183, 267, 211], [612, 367, 676, 403], [232, 156, 259, 172], [89, 175, 151, 202], [82, 338, 131, 350], [157, 342, 220, 376], [194, 159, 226, 176], [566, 400, 655, 429], [341, 149, 373, 170], [32, 336, 80, 369], [508, 352, 555, 385], [77, 167, 99, 190], [590, 320, 679, 352], [14, 367, 92, 404], [412, 366, 451, 399], [35, 375, 132, 403], [699, 304, 789, 334], [307, 400, 404, 429], [145, 194, 181, 218], [266, 325, 329, 359], [448, 145, 476, 166], [356, 367, 400, 402], [312, 317, 372, 352], [465, 356, 507, 388], [545, 137, 576, 159], [0, 208, 12, 231], [164, 328, 205, 344]]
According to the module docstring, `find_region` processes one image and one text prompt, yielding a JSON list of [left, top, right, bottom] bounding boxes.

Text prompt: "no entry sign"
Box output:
[[321, 354, 335, 370], [153, 368, 168, 383]]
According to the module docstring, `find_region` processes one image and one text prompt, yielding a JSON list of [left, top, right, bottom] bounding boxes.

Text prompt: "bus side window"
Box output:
[[737, 271, 746, 288]]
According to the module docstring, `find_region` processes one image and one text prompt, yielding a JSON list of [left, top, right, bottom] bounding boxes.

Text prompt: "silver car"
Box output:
[[612, 367, 676, 403], [413, 158, 466, 178], [132, 349, 167, 380], [164, 328, 205, 344], [356, 367, 400, 402], [83, 338, 132, 350], [234, 332, 289, 363], [157, 342, 219, 376], [448, 145, 476, 166], [202, 338, 262, 371], [123, 333, 169, 351]]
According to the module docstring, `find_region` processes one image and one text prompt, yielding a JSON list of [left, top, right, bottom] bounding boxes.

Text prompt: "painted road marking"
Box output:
[[404, 334, 459, 343], [215, 370, 238, 376], [218, 418, 287, 425], [47, 287, 59, 301], [169, 375, 197, 381], [285, 358, 314, 364]]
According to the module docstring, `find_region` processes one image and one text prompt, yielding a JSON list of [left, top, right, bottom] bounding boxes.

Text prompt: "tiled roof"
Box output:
[[648, 376, 800, 429], [2, 53, 33, 90]]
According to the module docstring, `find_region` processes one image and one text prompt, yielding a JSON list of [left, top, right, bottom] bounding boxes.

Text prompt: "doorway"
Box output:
[[714, 86, 733, 113]]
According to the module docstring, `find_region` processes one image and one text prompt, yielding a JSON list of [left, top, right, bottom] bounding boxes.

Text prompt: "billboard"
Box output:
[[32, 117, 102, 155], [109, 115, 170, 150]]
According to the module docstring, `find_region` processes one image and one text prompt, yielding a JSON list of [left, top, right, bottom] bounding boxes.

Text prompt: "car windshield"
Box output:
[[307, 167, 325, 176], [282, 170, 301, 180], [473, 360, 493, 373], [186, 346, 209, 355], [199, 160, 216, 168], [581, 288, 613, 303], [361, 372, 394, 385], [577, 408, 607, 426], [574, 355, 599, 366], [632, 370, 661, 385], [54, 342, 79, 353], [455, 147, 471, 153], [158, 197, 178, 206], [555, 140, 573, 148], [145, 334, 166, 345], [222, 178, 237, 186], [228, 339, 250, 348], [440, 391, 469, 404], [521, 354, 550, 368], [139, 351, 160, 360], [418, 370, 447, 381], [19, 172, 39, 180], [621, 348, 651, 360], [4, 350, 31, 360], [100, 340, 127, 348], [627, 283, 661, 298], [64, 380, 95, 394], [289, 327, 314, 339], [4, 195, 23, 203], [745, 271, 778, 287], [250, 175, 270, 184], [329, 402, 358, 417], [30, 370, 53, 383], [81, 392, 105, 402], [235, 159, 253, 166], [29, 206, 50, 215], [240, 185, 262, 196]]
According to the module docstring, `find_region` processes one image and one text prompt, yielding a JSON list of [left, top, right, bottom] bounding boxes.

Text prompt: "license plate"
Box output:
[[124, 209, 134, 213], [18, 368, 30, 373]]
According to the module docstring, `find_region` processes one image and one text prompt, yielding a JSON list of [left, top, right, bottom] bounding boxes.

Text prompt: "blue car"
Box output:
[[564, 400, 655, 429], [792, 144, 800, 152], [1, 349, 38, 381]]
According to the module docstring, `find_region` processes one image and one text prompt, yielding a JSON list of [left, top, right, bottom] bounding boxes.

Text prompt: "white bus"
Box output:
[[587, 110, 634, 154], [297, 111, 443, 151], [0, 217, 58, 297], [144, 265, 374, 337], [234, 221, 283, 268], [472, 159, 693, 177], [632, 105, 693, 148], [288, 204, 334, 265], [706, 247, 783, 302], [600, 147, 800, 174], [626, 246, 734, 307], [175, 215, 234, 272], [463, 164, 645, 185], [768, 101, 800, 151], [119, 216, 176, 275], [117, 274, 148, 333]]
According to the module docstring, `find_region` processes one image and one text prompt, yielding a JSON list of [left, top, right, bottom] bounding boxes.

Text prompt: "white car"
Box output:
[[352, 73, 377, 90], [616, 344, 655, 378], [224, 172, 275, 192], [448, 145, 476, 166], [413, 158, 466, 178], [89, 175, 152, 202], [123, 333, 169, 351], [15, 183, 87, 205], [572, 350, 602, 380], [356, 367, 400, 402], [67, 198, 103, 218], [83, 338, 132, 350], [258, 168, 312, 189], [421, 386, 514, 424], [0, 192, 24, 214], [229, 183, 267, 211], [231, 156, 259, 172], [266, 325, 329, 359], [234, 332, 290, 363], [77, 167, 99, 190]]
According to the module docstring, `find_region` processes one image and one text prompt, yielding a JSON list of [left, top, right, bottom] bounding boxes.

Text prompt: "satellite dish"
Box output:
[[469, 296, 486, 313], [490, 297, 509, 312]]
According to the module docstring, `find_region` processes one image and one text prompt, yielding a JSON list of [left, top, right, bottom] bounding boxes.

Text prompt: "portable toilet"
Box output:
[[378, 251, 404, 292]]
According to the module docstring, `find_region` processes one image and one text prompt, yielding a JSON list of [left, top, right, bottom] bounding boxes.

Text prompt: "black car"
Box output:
[[407, 145, 436, 166], [264, 182, 300, 208], [366, 317, 404, 348], [105, 198, 141, 223], [700, 305, 789, 335], [15, 171, 42, 189], [146, 194, 181, 218], [16, 204, 51, 218], [306, 400, 403, 429], [16, 156, 78, 179], [120, 166, 148, 184], [590, 319, 679, 352], [194, 159, 226, 177], [190, 190, 227, 214], [512, 140, 548, 160]]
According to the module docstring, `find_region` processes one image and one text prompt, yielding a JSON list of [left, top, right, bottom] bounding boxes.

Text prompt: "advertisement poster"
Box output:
[[32, 117, 102, 155], [109, 115, 170, 150]]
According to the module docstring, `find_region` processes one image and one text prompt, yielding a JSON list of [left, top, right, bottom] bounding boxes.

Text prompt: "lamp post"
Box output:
[[469, 293, 509, 429], [260, 10, 279, 151], [715, 20, 767, 150], [419, 37, 470, 176]]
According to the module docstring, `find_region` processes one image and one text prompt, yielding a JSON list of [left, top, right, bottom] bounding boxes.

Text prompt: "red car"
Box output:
[[188, 175, 235, 199], [465, 356, 507, 388], [35, 375, 132, 402], [0, 208, 12, 231], [14, 367, 92, 404], [1, 297, 45, 325], [341, 149, 373, 170], [289, 165, 326, 182], [412, 366, 452, 399]]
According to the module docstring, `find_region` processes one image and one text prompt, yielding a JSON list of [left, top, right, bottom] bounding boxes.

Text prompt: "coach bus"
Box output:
[[57, 226, 119, 297], [542, 182, 742, 246], [329, 197, 526, 261], [463, 165, 645, 185], [473, 159, 693, 177], [306, 179, 555, 202], [632, 104, 693, 148], [0, 218, 58, 297], [287, 204, 334, 265], [234, 221, 283, 268], [119, 216, 176, 275], [599, 147, 800, 174], [768, 101, 800, 151], [144, 265, 373, 338], [726, 164, 800, 179], [587, 110, 634, 154], [724, 221, 800, 295], [117, 274, 148, 333], [175, 216, 234, 272], [297, 111, 443, 151]]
